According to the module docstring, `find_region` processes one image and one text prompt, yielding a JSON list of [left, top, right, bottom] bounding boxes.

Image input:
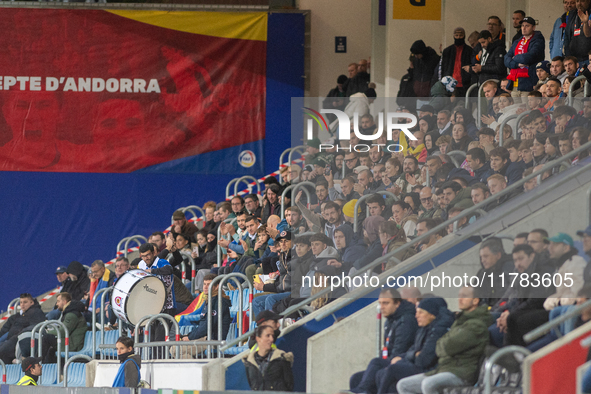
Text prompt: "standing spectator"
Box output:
[[511, 10, 526, 43], [409, 40, 440, 97], [349, 288, 418, 394], [344, 59, 371, 97], [505, 17, 546, 98], [441, 27, 472, 97], [565, 0, 591, 64], [323, 74, 348, 115], [397, 286, 493, 394], [551, 56, 569, 82], [550, 0, 577, 59], [472, 30, 507, 85]]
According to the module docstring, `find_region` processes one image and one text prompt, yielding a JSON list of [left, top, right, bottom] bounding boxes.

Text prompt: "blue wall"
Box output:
[[0, 12, 305, 312]]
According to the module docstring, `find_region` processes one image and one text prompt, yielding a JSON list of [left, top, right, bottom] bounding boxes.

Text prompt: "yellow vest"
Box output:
[[17, 375, 37, 386]]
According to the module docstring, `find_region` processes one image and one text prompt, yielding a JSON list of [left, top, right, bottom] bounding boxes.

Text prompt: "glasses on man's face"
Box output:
[[420, 198, 431, 203], [345, 159, 356, 163], [487, 23, 499, 27]]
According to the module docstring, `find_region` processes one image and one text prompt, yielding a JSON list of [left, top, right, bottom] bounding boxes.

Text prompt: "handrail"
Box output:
[[465, 83, 478, 109], [478, 79, 499, 128], [498, 113, 518, 147], [310, 140, 591, 321], [0, 359, 5, 384], [63, 354, 92, 387], [501, 110, 531, 146], [524, 298, 591, 344], [217, 217, 237, 266], [31, 320, 68, 384], [292, 181, 316, 209], [7, 297, 19, 315], [287, 145, 306, 177], [226, 177, 240, 200], [375, 304, 382, 358], [218, 277, 243, 353], [91, 286, 113, 359], [145, 313, 180, 359], [169, 252, 195, 284], [569, 75, 587, 106], [353, 191, 397, 232], [234, 176, 261, 197], [123, 235, 147, 257], [116, 236, 130, 256], [278, 148, 292, 183], [452, 208, 488, 232], [446, 150, 466, 166], [281, 184, 311, 220], [484, 346, 531, 394], [183, 205, 206, 222]]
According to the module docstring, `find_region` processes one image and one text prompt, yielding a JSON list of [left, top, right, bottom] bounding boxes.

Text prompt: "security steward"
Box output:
[[17, 357, 43, 385]]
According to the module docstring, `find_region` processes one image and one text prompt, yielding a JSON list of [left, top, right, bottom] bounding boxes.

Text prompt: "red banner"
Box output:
[[0, 9, 266, 172]]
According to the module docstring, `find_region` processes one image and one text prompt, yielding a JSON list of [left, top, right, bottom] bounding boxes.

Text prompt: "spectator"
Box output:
[[344, 59, 371, 97], [341, 88, 376, 124], [519, 139, 535, 167], [16, 357, 43, 386], [247, 310, 281, 348], [477, 128, 496, 154], [466, 148, 490, 183], [527, 228, 550, 256], [505, 16, 546, 98], [244, 194, 262, 219], [485, 174, 512, 209], [409, 40, 440, 97], [394, 156, 424, 196], [243, 325, 294, 391], [535, 60, 551, 88], [171, 210, 198, 241], [550, 56, 569, 83], [404, 192, 421, 215], [476, 238, 513, 306], [543, 232, 586, 311], [500, 78, 513, 94], [436, 110, 452, 136], [150, 232, 166, 252], [441, 27, 472, 97], [470, 183, 491, 205], [323, 74, 348, 113], [66, 260, 91, 302], [429, 77, 456, 113], [355, 169, 382, 196], [380, 221, 416, 271], [418, 186, 441, 219], [333, 224, 367, 273], [415, 218, 447, 252], [565, 0, 591, 63], [139, 243, 176, 315], [390, 201, 417, 242], [408, 131, 427, 163], [450, 123, 472, 152], [47, 266, 73, 319], [472, 30, 507, 85], [563, 56, 580, 78], [352, 216, 386, 273], [349, 288, 418, 394], [440, 181, 473, 220], [490, 146, 525, 185], [579, 225, 591, 282], [0, 293, 46, 363], [550, 1, 577, 59], [424, 132, 440, 156], [261, 184, 282, 224], [558, 133, 573, 156], [112, 336, 141, 388], [397, 286, 492, 394], [511, 10, 526, 43], [571, 127, 590, 164]]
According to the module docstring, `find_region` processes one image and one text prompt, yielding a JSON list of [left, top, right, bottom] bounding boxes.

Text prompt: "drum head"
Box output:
[[112, 270, 166, 325]]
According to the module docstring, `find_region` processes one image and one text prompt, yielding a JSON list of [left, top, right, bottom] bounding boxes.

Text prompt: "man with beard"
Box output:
[[471, 30, 508, 85], [394, 156, 424, 196]]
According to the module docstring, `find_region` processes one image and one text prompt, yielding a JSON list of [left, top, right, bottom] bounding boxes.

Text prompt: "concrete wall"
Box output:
[[297, 0, 372, 97], [306, 303, 379, 393]]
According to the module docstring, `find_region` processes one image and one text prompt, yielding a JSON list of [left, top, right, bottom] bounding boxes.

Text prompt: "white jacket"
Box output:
[[544, 254, 587, 310]]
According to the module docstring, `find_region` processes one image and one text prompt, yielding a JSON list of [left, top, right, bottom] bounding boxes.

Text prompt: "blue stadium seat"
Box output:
[[223, 344, 249, 356], [55, 363, 86, 387], [39, 363, 57, 385], [60, 330, 93, 358], [6, 364, 24, 385]]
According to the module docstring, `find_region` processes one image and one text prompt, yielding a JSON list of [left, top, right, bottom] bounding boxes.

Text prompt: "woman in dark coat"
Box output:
[[243, 325, 294, 391]]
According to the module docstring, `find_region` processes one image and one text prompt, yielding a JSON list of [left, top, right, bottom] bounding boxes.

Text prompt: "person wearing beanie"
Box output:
[[441, 27, 472, 97], [375, 297, 454, 394], [348, 288, 418, 394], [323, 74, 348, 122], [409, 40, 440, 97], [17, 357, 42, 385]]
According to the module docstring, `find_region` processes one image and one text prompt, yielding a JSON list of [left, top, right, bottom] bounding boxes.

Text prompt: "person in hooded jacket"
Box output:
[[472, 30, 508, 84], [475, 238, 514, 307], [66, 260, 91, 302], [409, 40, 440, 97], [380, 221, 416, 272], [334, 224, 366, 273], [349, 288, 418, 394], [375, 297, 455, 394], [300, 233, 340, 299], [0, 293, 46, 363], [352, 216, 386, 274], [243, 325, 294, 391]]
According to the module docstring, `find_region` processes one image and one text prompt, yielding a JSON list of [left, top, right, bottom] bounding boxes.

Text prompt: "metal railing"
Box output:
[[63, 355, 92, 388], [478, 79, 499, 128], [171, 252, 196, 290], [292, 181, 316, 208], [100, 340, 225, 361], [465, 83, 478, 109], [279, 146, 306, 183], [569, 76, 587, 106], [172, 205, 206, 227], [208, 273, 253, 355], [117, 235, 147, 257], [0, 359, 5, 384], [353, 191, 397, 232], [281, 183, 311, 220], [217, 217, 237, 266], [226, 177, 241, 200], [144, 313, 180, 359], [498, 110, 531, 146], [484, 346, 531, 394], [91, 286, 113, 359], [7, 297, 19, 315], [30, 320, 69, 384], [446, 150, 466, 168], [375, 304, 382, 358], [234, 176, 261, 197], [523, 298, 591, 344]]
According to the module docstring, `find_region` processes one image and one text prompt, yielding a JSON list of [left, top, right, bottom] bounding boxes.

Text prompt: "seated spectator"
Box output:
[[47, 266, 73, 320], [380, 221, 415, 271], [424, 132, 440, 156], [403, 192, 421, 215], [450, 123, 472, 152], [418, 186, 441, 220], [66, 260, 91, 302], [171, 210, 198, 241], [440, 181, 473, 220], [543, 233, 586, 310], [366, 193, 387, 219], [476, 238, 513, 307], [349, 288, 418, 394], [334, 224, 367, 273], [532, 133, 548, 166], [355, 169, 382, 196], [415, 218, 447, 252], [150, 231, 166, 252], [88, 260, 115, 321], [570, 127, 590, 164], [518, 139, 534, 167], [261, 184, 282, 224], [252, 231, 293, 317], [390, 201, 417, 242], [300, 233, 338, 297], [470, 183, 491, 205], [397, 286, 492, 394], [484, 174, 518, 211], [494, 123, 513, 145], [466, 148, 490, 183], [543, 78, 562, 111], [580, 225, 591, 283], [191, 229, 217, 273], [393, 156, 424, 196], [446, 207, 468, 233], [351, 216, 386, 274], [489, 244, 554, 347], [550, 104, 582, 135], [375, 297, 453, 394], [489, 146, 524, 185], [243, 325, 294, 391], [381, 158, 402, 190], [435, 135, 451, 155], [0, 293, 46, 364], [244, 194, 262, 219]]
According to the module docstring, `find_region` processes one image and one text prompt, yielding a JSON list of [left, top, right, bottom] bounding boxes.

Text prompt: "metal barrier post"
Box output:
[[478, 79, 499, 128], [123, 235, 148, 257], [183, 205, 206, 222], [280, 184, 295, 220], [354, 191, 397, 232], [498, 114, 518, 147], [234, 176, 261, 197], [91, 287, 113, 359], [569, 76, 587, 106], [287, 146, 306, 173], [226, 178, 239, 200], [586, 81, 591, 98], [0, 359, 5, 384], [144, 316, 171, 359], [32, 321, 68, 384], [291, 181, 314, 210], [116, 237, 130, 257], [484, 346, 531, 394], [278, 148, 292, 183], [63, 355, 92, 387], [7, 297, 19, 315], [465, 83, 478, 109], [99, 287, 113, 360], [376, 304, 382, 358], [446, 150, 466, 167], [218, 276, 245, 353], [425, 167, 430, 188]]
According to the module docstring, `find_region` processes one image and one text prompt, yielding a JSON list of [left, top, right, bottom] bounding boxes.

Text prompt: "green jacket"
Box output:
[[427, 305, 493, 384], [448, 187, 474, 211], [47, 300, 87, 352]]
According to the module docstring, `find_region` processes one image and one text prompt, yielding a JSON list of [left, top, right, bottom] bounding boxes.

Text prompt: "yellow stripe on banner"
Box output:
[[106, 10, 267, 41]]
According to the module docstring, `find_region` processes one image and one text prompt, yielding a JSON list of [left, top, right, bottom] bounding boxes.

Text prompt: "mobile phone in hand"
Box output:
[[324, 164, 331, 176]]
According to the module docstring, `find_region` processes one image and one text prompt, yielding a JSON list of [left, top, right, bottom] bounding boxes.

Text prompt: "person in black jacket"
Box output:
[[66, 260, 91, 302], [441, 27, 473, 97], [243, 325, 294, 391], [475, 238, 513, 307], [472, 30, 507, 84], [375, 297, 455, 394], [348, 288, 418, 394], [409, 40, 440, 97], [0, 293, 46, 363]]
